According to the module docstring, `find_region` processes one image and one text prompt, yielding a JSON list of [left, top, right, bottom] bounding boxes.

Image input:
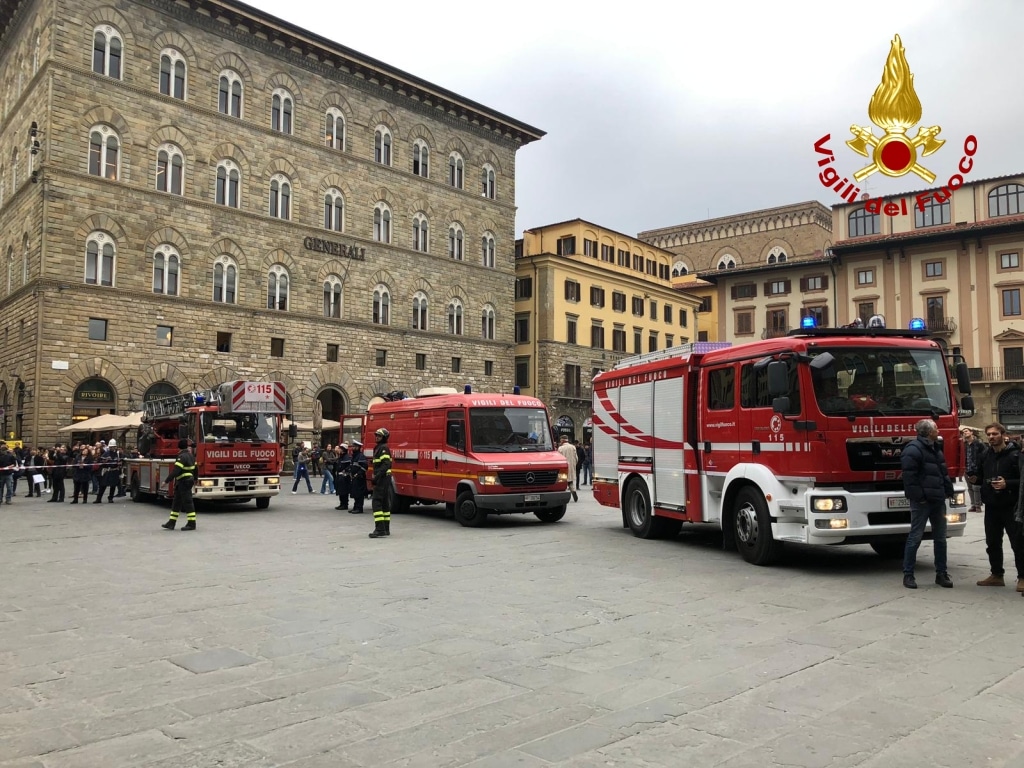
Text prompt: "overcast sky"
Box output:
[[247, 0, 1024, 239]]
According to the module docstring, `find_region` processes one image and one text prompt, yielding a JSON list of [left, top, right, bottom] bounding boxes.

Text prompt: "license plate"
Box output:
[[887, 497, 910, 509], [524, 494, 540, 503]]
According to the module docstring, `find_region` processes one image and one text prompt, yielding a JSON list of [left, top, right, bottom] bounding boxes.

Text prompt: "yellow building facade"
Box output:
[[515, 219, 701, 440]]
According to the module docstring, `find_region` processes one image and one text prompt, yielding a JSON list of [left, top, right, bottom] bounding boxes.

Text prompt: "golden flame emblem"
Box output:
[[846, 35, 944, 183]]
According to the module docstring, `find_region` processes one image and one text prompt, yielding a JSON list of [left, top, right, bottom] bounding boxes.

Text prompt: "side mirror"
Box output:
[[178, 423, 188, 439], [288, 423, 298, 439], [955, 362, 972, 395], [809, 352, 836, 373], [766, 360, 789, 397], [772, 396, 791, 414], [961, 395, 975, 415]]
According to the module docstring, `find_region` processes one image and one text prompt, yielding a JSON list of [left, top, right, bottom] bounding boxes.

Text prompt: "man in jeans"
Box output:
[[0, 444, 15, 504], [901, 418, 955, 589], [973, 422, 1023, 590]]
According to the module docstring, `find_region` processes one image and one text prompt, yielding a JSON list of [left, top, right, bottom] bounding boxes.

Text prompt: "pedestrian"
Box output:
[[558, 435, 579, 503], [96, 439, 121, 503], [310, 444, 321, 478], [48, 445, 67, 503], [291, 446, 313, 493], [334, 442, 351, 510], [368, 428, 392, 538], [574, 440, 586, 489], [900, 418, 955, 589], [973, 422, 1024, 591], [319, 443, 336, 495], [582, 440, 593, 486], [348, 440, 367, 514], [161, 439, 197, 531], [71, 447, 93, 504], [0, 444, 15, 504], [962, 427, 983, 513]]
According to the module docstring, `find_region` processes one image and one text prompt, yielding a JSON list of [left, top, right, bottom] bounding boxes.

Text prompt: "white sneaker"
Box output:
[[291, 491, 297, 494]]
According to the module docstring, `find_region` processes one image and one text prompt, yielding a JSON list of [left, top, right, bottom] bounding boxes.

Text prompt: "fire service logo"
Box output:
[[814, 34, 977, 215]]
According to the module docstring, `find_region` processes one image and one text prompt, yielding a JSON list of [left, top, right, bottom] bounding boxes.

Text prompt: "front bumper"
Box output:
[[193, 475, 281, 498], [474, 490, 571, 513]]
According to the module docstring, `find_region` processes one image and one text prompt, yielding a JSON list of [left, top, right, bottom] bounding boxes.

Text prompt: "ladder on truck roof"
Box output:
[[612, 341, 732, 370], [143, 390, 221, 421]]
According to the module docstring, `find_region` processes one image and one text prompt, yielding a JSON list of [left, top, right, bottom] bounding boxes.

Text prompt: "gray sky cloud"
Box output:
[[246, 0, 1024, 237]]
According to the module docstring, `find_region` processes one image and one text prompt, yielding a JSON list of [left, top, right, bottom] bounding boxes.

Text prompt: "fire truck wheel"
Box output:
[[534, 506, 566, 523], [624, 478, 678, 539], [454, 490, 488, 527], [255, 497, 271, 510], [733, 486, 783, 566], [129, 475, 146, 503], [387, 480, 410, 514], [870, 541, 906, 559]]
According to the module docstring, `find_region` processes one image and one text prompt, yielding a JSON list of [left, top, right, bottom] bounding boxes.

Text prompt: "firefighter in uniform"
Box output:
[[368, 428, 392, 538], [162, 439, 197, 531]]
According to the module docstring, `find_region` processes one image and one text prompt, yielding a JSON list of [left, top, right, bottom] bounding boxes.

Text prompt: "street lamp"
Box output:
[[125, 378, 137, 414]]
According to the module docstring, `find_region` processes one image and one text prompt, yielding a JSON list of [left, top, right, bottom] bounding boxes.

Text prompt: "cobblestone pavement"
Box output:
[[2, 486, 1023, 767]]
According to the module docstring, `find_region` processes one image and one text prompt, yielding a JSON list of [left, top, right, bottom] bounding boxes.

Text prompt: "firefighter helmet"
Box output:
[[375, 427, 390, 441]]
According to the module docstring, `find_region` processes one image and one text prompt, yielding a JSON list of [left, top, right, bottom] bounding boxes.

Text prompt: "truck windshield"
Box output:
[[469, 408, 554, 451], [200, 412, 276, 443], [810, 347, 952, 416]]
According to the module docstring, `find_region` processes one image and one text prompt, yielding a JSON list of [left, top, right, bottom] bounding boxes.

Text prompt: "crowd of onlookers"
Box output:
[[0, 439, 137, 504]]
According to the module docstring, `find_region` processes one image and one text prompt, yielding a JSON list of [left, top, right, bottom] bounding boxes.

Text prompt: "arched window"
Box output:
[[323, 274, 343, 319], [848, 207, 880, 237], [671, 261, 689, 277], [271, 88, 293, 134], [766, 246, 787, 264], [412, 213, 429, 252], [481, 304, 495, 340], [152, 244, 179, 295], [88, 125, 119, 180], [215, 160, 240, 208], [447, 298, 464, 335], [85, 230, 115, 286], [155, 143, 184, 195], [218, 70, 243, 117], [92, 26, 122, 78], [412, 291, 428, 330], [213, 254, 237, 303], [989, 184, 1024, 218], [716, 255, 736, 270], [915, 195, 950, 228], [324, 188, 343, 231], [159, 48, 186, 99], [448, 152, 464, 189], [481, 231, 496, 268], [266, 264, 288, 310], [448, 223, 464, 260], [374, 126, 392, 166], [10, 148, 17, 189], [373, 202, 391, 243], [21, 233, 29, 285], [268, 174, 291, 219], [325, 108, 345, 150], [481, 164, 495, 199], [33, 32, 40, 75], [412, 140, 429, 177], [372, 284, 390, 325]]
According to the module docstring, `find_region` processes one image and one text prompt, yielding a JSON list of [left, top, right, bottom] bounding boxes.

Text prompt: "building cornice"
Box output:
[[697, 255, 835, 283], [831, 215, 1024, 256], [638, 201, 833, 250]]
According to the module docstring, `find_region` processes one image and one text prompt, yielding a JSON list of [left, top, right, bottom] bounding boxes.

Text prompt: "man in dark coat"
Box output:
[[48, 445, 67, 503], [901, 418, 955, 590], [348, 440, 368, 514], [334, 442, 351, 511], [973, 422, 1024, 590]]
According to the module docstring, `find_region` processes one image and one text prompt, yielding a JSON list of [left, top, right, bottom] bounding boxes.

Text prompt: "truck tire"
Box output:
[[129, 474, 146, 503], [255, 497, 270, 510], [733, 486, 783, 566], [455, 490, 488, 527], [387, 479, 410, 515], [535, 506, 566, 523], [870, 540, 905, 559], [624, 478, 680, 539]]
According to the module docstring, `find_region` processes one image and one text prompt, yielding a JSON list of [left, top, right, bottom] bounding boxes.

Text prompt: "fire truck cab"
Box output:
[[364, 386, 571, 527], [592, 323, 974, 565], [126, 381, 286, 509]]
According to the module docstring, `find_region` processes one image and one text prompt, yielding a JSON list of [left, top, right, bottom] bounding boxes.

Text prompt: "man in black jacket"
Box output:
[[972, 422, 1024, 590], [901, 418, 955, 589]]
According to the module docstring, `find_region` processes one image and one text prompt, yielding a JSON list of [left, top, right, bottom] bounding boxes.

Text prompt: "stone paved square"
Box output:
[[2, 490, 1023, 767]]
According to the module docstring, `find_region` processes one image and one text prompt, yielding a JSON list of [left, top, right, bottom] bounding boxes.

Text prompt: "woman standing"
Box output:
[[291, 446, 313, 493]]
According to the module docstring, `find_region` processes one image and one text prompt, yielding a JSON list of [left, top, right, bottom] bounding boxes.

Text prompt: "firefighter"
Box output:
[[334, 442, 351, 511], [348, 440, 367, 514], [161, 439, 197, 531], [368, 427, 392, 538]]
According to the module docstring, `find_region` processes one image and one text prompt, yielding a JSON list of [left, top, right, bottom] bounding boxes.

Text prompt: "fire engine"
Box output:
[[592, 319, 975, 565], [126, 381, 286, 509], [364, 386, 571, 527]]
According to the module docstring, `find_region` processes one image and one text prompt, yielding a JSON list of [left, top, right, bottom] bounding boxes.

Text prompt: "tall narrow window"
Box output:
[[152, 245, 180, 295], [213, 255, 237, 303], [85, 231, 114, 286], [374, 126, 392, 165], [412, 213, 429, 252], [413, 140, 430, 177], [481, 232, 496, 268], [481, 304, 495, 340], [325, 108, 345, 150], [88, 125, 119, 180], [266, 264, 288, 311], [218, 70, 243, 117], [268, 174, 291, 219], [447, 298, 464, 335], [323, 275, 343, 319], [155, 143, 184, 195], [215, 160, 240, 208], [448, 223, 464, 260], [159, 49, 186, 99], [373, 202, 391, 243], [92, 26, 122, 78], [412, 291, 428, 330], [271, 88, 293, 134], [481, 164, 495, 199], [324, 188, 344, 231], [372, 284, 390, 325], [448, 152, 464, 189]]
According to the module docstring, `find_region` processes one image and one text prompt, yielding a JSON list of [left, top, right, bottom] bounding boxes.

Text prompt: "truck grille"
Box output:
[[867, 511, 911, 525], [846, 438, 913, 472], [497, 470, 559, 487]]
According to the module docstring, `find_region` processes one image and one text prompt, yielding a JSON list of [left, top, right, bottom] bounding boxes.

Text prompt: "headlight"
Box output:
[[946, 512, 966, 524], [814, 518, 849, 529], [266, 477, 279, 485], [198, 479, 215, 488], [478, 474, 499, 486], [812, 496, 846, 512], [952, 492, 966, 507], [557, 470, 568, 483]]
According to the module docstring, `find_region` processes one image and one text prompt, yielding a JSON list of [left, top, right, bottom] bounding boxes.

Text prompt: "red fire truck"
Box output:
[[364, 386, 571, 526], [591, 322, 975, 565], [126, 381, 286, 509]]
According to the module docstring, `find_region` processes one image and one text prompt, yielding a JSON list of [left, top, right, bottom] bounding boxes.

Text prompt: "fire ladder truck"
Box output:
[[125, 381, 286, 510]]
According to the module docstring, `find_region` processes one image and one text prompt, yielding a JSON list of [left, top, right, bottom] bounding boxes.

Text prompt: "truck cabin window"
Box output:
[[469, 408, 554, 451], [740, 361, 801, 415], [810, 348, 952, 416], [201, 412, 276, 443]]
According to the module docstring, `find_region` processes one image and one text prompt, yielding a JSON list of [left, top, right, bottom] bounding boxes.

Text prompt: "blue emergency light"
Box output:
[[464, 384, 472, 394], [909, 317, 926, 331], [801, 316, 817, 329], [513, 385, 521, 395]]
